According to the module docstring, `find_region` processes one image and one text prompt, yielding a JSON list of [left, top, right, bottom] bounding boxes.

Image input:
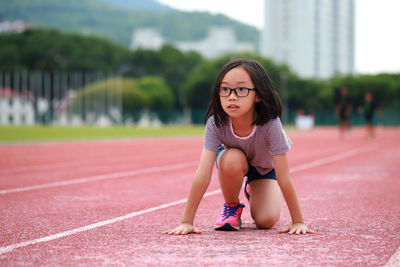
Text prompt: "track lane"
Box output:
[[0, 137, 203, 189], [1, 127, 399, 265]]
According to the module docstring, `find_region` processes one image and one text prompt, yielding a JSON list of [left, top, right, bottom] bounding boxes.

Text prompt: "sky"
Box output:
[[157, 0, 400, 75]]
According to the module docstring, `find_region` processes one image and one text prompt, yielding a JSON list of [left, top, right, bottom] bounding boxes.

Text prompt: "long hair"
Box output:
[[204, 58, 282, 127]]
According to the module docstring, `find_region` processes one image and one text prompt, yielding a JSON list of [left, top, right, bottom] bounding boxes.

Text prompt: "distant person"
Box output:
[[335, 86, 352, 138], [164, 58, 313, 235], [361, 92, 377, 138]]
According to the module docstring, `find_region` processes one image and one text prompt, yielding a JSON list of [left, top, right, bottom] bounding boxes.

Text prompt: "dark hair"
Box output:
[[204, 58, 282, 127]]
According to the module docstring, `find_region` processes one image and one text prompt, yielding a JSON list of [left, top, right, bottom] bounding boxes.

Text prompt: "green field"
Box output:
[[0, 126, 205, 143]]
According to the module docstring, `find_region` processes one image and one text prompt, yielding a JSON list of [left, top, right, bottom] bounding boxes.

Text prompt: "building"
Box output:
[[130, 26, 255, 58], [0, 88, 35, 125], [0, 20, 29, 34], [261, 0, 355, 79], [130, 28, 165, 50], [175, 27, 255, 58]]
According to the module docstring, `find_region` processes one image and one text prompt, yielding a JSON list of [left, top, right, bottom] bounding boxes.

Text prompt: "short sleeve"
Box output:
[[204, 116, 221, 151], [266, 118, 292, 155]]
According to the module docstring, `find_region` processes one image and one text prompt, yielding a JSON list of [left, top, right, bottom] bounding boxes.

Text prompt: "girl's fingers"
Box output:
[[307, 228, 315, 234], [279, 227, 289, 233], [279, 224, 315, 235], [193, 227, 202, 234], [163, 226, 202, 235], [163, 228, 182, 235]]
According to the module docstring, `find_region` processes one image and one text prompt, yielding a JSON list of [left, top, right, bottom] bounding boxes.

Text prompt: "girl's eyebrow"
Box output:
[[220, 81, 248, 85]]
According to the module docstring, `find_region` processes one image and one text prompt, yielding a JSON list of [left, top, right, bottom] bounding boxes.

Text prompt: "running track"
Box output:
[[0, 127, 399, 266]]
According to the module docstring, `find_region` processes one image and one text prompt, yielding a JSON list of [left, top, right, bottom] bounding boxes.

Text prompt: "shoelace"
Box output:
[[222, 203, 245, 219]]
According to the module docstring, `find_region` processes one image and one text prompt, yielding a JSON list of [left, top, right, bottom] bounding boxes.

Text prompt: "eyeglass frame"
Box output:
[[218, 87, 257, 97]]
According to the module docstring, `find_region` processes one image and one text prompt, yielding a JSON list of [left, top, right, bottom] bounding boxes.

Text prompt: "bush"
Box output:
[[137, 76, 175, 109], [70, 76, 175, 113]]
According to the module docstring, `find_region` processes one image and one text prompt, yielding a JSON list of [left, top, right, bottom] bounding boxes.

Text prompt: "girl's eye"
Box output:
[[221, 87, 229, 92], [238, 87, 246, 92]]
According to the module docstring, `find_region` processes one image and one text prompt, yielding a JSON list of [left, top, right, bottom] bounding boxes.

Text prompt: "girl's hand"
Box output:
[[163, 223, 202, 235], [279, 223, 315, 235]]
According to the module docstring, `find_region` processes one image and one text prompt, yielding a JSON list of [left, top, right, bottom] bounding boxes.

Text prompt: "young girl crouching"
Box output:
[[164, 58, 314, 235]]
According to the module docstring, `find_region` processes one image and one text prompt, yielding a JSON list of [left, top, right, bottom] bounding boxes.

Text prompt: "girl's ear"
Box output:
[[255, 93, 262, 103]]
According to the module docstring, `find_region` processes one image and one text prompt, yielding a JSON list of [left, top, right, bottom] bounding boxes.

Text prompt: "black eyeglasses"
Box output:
[[218, 87, 257, 97]]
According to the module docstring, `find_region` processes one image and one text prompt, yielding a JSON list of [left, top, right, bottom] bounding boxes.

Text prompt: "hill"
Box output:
[[0, 0, 259, 48], [97, 0, 170, 10]]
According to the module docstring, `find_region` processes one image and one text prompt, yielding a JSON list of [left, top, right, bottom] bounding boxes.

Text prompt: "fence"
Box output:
[[1, 71, 399, 126], [0, 71, 123, 126]]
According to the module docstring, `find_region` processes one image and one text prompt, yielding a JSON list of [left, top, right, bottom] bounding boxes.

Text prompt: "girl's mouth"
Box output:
[[227, 104, 239, 111]]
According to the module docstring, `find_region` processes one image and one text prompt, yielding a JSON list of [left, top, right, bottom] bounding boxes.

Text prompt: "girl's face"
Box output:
[[365, 93, 373, 102], [219, 67, 261, 120]]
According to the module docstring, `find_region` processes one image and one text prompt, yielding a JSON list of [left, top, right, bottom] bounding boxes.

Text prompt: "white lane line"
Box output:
[[0, 146, 375, 255], [0, 157, 136, 175], [385, 246, 400, 267], [0, 161, 198, 195], [1, 147, 372, 195], [290, 148, 364, 172], [0, 190, 221, 255], [0, 149, 195, 175]]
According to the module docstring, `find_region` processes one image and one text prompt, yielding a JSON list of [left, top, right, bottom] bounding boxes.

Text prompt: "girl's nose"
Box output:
[[227, 90, 238, 100]]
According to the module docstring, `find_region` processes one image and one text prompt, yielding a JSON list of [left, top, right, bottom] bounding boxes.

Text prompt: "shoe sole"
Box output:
[[214, 223, 240, 231]]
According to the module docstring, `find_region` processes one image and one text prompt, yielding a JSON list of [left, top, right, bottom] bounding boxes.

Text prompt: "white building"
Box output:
[[130, 28, 165, 50], [130, 26, 255, 58], [261, 0, 355, 79], [0, 88, 35, 125], [176, 27, 255, 58], [0, 20, 28, 34]]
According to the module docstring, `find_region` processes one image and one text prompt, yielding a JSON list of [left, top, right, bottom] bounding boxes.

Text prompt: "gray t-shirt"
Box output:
[[204, 116, 292, 175]]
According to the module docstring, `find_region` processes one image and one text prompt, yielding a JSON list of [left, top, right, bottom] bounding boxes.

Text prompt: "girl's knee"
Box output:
[[254, 214, 280, 229], [219, 148, 247, 174]]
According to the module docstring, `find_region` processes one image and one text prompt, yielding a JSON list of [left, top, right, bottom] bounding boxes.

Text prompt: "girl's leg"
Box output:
[[249, 179, 281, 229], [217, 148, 248, 204], [367, 124, 375, 138]]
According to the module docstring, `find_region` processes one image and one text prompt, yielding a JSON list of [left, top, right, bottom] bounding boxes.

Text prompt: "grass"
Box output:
[[0, 125, 205, 143]]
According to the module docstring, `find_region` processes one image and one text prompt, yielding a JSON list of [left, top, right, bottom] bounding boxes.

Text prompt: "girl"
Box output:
[[164, 58, 313, 235]]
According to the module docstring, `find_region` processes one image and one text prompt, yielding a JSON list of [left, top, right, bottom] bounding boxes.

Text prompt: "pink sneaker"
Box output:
[[214, 203, 245, 231]]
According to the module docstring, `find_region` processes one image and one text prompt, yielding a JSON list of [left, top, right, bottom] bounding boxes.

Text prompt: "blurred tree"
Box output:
[[0, 29, 131, 71], [70, 76, 174, 113], [286, 77, 327, 109], [126, 44, 203, 108], [1, 28, 399, 115], [137, 76, 174, 109], [70, 77, 149, 113], [183, 58, 223, 109], [0, 44, 20, 69], [121, 78, 150, 111], [330, 74, 400, 108]]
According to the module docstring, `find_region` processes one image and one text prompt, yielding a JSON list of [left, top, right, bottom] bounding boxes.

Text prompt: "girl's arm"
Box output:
[[164, 148, 216, 235], [273, 153, 314, 234]]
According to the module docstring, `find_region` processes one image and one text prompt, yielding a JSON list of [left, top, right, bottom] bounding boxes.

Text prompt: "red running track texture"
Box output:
[[0, 127, 399, 266]]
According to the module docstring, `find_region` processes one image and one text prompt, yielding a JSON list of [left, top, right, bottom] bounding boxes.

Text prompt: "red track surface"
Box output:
[[1, 127, 399, 266]]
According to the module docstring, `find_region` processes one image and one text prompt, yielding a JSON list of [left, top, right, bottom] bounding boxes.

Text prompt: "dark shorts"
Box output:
[[215, 145, 276, 183], [365, 114, 374, 125], [339, 109, 349, 121]]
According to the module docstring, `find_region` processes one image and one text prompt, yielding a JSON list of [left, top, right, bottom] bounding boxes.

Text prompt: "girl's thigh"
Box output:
[[249, 179, 281, 228]]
